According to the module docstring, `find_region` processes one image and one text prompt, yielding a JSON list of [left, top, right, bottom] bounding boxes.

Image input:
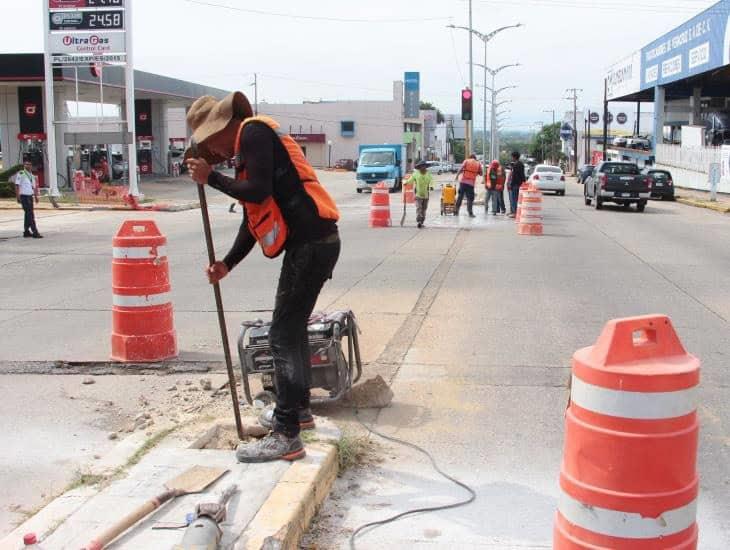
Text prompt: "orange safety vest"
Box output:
[[234, 115, 339, 258], [486, 165, 505, 191], [460, 158, 481, 184]]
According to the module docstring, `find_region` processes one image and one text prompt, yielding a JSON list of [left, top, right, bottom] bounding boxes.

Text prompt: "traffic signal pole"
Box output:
[[466, 0, 473, 156]]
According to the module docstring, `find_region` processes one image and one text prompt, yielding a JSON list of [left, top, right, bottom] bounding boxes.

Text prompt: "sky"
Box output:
[[0, 0, 719, 130]]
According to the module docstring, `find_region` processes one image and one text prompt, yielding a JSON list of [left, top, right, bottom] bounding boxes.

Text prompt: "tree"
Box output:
[[420, 101, 445, 124], [530, 123, 562, 164], [451, 140, 465, 163]]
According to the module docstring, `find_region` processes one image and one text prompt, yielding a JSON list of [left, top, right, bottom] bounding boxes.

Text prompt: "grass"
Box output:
[[335, 433, 373, 473]]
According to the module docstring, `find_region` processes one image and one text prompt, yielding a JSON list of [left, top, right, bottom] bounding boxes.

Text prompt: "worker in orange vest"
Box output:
[[485, 160, 506, 215], [454, 153, 482, 217], [186, 92, 340, 463]]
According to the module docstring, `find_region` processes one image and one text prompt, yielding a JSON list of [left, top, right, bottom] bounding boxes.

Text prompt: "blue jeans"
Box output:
[[509, 185, 521, 214], [486, 189, 498, 213]]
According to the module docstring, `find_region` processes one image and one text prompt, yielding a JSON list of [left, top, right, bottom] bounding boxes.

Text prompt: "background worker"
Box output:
[[485, 160, 506, 215], [14, 158, 42, 238], [405, 160, 433, 228], [508, 151, 526, 217], [185, 92, 340, 463], [454, 153, 482, 217]]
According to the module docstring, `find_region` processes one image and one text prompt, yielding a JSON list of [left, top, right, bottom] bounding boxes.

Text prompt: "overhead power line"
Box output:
[[181, 0, 453, 23]]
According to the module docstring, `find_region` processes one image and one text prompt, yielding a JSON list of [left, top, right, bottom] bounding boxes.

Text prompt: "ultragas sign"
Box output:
[[49, 31, 125, 54], [641, 1, 730, 88]]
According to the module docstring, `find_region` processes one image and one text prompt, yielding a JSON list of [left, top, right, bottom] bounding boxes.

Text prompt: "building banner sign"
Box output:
[[404, 71, 420, 119], [49, 31, 125, 54], [640, 1, 730, 88], [606, 51, 641, 100]]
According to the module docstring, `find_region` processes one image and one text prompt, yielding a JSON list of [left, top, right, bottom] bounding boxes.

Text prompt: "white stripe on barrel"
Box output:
[[370, 205, 392, 211], [113, 292, 171, 308], [570, 375, 697, 420], [113, 246, 168, 260], [559, 490, 696, 539]]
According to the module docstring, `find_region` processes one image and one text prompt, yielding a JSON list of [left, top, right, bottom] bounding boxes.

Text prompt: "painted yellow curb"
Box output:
[[239, 442, 339, 550], [676, 197, 730, 213]]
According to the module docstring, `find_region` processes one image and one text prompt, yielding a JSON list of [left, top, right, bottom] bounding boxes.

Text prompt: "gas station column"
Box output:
[[150, 100, 171, 175], [0, 87, 21, 170], [689, 87, 702, 126], [53, 90, 68, 186], [653, 85, 665, 149]]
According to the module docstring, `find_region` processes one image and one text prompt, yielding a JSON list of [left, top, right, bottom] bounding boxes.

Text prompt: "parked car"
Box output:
[[627, 137, 651, 150], [335, 158, 355, 171], [641, 168, 675, 200], [424, 161, 446, 175], [584, 161, 650, 211], [578, 164, 594, 184], [449, 162, 460, 173], [612, 137, 628, 148], [528, 164, 566, 195]]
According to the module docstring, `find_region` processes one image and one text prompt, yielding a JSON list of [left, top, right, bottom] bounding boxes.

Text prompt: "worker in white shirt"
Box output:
[[15, 159, 42, 238]]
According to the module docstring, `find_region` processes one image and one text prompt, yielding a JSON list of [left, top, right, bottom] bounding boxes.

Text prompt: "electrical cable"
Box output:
[[348, 408, 477, 550], [181, 0, 452, 23]]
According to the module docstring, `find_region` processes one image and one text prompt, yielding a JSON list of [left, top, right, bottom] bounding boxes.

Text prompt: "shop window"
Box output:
[[341, 121, 355, 137]]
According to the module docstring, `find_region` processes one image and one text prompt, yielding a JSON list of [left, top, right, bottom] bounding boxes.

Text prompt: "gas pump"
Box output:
[[168, 137, 186, 176], [137, 137, 153, 175], [18, 133, 47, 189]]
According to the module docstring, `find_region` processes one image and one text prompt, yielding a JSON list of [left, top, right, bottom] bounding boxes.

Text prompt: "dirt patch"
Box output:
[[195, 424, 244, 450], [344, 375, 394, 408]]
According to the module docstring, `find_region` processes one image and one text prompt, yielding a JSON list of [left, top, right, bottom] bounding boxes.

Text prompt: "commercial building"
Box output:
[[0, 53, 227, 189], [605, 0, 730, 192], [259, 81, 425, 168]]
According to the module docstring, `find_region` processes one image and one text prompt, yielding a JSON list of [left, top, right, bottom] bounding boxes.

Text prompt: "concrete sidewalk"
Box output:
[[1, 417, 339, 550]]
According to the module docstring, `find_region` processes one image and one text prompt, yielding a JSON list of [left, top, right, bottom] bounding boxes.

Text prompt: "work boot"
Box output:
[[235, 432, 305, 463], [31, 233, 43, 239], [23, 232, 32, 238], [258, 408, 315, 431]]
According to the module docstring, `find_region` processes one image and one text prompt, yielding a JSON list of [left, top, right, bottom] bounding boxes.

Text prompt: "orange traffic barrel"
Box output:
[[369, 182, 392, 227], [555, 315, 700, 549], [517, 186, 543, 235], [111, 220, 177, 362], [514, 182, 530, 222]]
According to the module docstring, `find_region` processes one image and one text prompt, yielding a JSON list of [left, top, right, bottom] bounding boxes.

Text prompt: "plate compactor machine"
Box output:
[[237, 310, 363, 406]]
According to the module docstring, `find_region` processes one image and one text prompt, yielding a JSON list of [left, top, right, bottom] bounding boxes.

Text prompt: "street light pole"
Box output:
[[543, 109, 556, 162], [474, 63, 520, 160], [447, 22, 523, 160]]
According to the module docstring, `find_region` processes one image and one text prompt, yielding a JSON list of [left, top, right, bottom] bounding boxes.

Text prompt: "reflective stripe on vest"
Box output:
[[233, 115, 340, 258]]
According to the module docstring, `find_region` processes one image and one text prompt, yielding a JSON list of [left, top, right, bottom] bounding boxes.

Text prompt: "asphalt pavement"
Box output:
[[1, 173, 729, 547]]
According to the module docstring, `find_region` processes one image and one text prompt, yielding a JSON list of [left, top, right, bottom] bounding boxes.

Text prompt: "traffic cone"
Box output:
[[369, 182, 392, 227], [555, 315, 700, 549], [517, 185, 543, 235], [111, 220, 177, 362]]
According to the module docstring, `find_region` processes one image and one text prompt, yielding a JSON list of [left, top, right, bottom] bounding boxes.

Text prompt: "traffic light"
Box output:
[[461, 88, 473, 121]]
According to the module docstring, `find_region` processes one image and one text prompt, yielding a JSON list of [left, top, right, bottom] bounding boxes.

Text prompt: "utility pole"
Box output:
[[603, 79, 609, 161], [535, 121, 545, 161], [467, 0, 473, 156], [251, 73, 258, 115], [566, 88, 582, 176], [543, 109, 556, 162]]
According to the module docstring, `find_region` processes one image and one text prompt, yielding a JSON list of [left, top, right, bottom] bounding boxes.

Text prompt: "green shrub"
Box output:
[[0, 180, 16, 198], [0, 164, 23, 180]]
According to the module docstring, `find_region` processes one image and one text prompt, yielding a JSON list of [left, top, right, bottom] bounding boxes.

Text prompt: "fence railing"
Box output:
[[655, 144, 721, 174]]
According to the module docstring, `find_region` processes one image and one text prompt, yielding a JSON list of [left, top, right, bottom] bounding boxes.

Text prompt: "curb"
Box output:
[[676, 197, 730, 213], [0, 202, 200, 212], [238, 442, 339, 550]]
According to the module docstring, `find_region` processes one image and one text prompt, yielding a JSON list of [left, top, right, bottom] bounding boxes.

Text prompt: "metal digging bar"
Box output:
[[195, 179, 245, 441]]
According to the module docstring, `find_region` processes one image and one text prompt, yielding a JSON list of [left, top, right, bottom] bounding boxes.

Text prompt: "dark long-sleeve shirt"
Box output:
[[207, 121, 337, 270], [509, 160, 526, 188]]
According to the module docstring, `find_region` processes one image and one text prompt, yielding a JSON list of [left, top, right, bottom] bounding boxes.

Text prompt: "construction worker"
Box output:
[[454, 153, 482, 217], [406, 160, 433, 228], [185, 92, 340, 463], [485, 160, 506, 215], [508, 151, 527, 217], [14, 158, 42, 238]]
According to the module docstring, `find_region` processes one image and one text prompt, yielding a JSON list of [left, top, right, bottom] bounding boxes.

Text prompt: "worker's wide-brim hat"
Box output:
[[186, 91, 253, 147]]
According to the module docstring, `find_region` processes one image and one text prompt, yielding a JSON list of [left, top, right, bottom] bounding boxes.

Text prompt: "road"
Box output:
[[1, 172, 728, 547]]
